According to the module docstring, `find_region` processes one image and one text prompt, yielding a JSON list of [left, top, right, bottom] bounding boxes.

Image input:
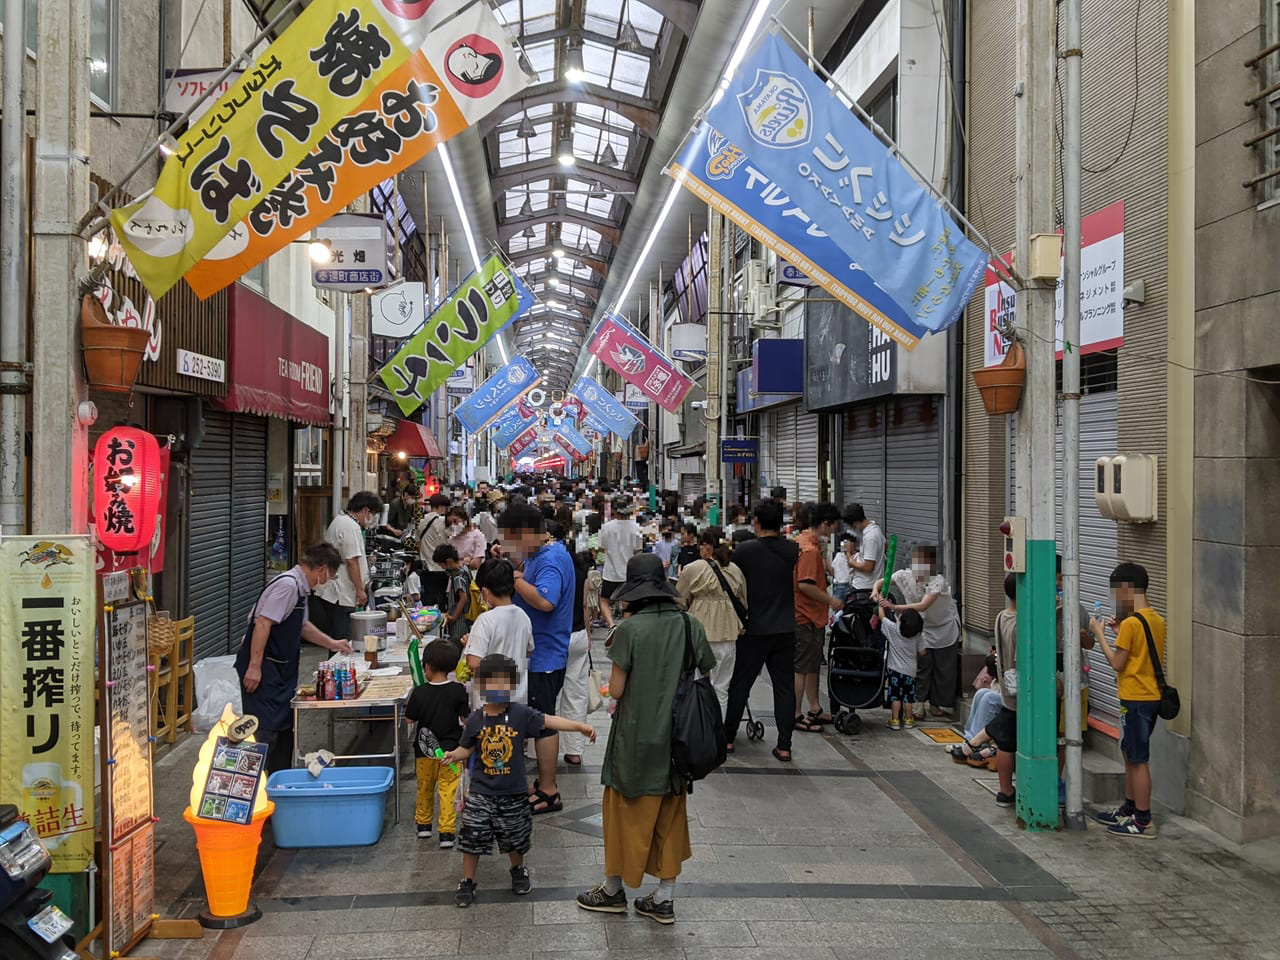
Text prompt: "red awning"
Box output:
[[386, 419, 443, 459], [215, 285, 331, 426]]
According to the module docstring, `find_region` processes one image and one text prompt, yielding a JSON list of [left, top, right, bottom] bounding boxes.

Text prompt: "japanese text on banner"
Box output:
[[380, 255, 531, 415], [701, 32, 986, 333], [111, 0, 463, 300], [454, 356, 541, 435], [587, 316, 694, 414], [571, 374, 639, 440], [0, 537, 96, 872]]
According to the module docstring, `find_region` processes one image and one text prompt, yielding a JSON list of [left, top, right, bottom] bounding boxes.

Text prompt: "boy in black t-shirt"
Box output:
[[405, 640, 470, 846], [432, 544, 473, 652], [442, 654, 595, 907]]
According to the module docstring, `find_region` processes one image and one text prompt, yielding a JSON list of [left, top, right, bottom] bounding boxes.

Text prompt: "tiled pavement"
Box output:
[[135, 643, 1280, 960]]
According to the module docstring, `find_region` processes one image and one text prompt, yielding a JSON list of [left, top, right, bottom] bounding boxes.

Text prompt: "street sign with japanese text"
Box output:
[[702, 33, 985, 333], [312, 213, 389, 290], [379, 255, 532, 415], [111, 0, 467, 300], [0, 536, 96, 872], [721, 438, 759, 463]]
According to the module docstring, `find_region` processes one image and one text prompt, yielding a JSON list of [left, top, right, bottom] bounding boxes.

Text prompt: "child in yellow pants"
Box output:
[[405, 640, 470, 848]]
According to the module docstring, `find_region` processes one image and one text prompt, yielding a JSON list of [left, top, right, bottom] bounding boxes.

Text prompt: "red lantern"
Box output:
[[93, 426, 162, 554], [423, 475, 441, 497]]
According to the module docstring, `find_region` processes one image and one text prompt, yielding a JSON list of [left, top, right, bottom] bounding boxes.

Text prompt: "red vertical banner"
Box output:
[[587, 317, 694, 413]]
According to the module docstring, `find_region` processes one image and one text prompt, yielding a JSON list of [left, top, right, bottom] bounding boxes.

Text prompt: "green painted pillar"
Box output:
[[1016, 538, 1059, 829], [648, 484, 657, 513]]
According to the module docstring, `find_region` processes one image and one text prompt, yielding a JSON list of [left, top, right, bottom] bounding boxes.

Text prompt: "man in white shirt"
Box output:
[[844, 503, 885, 598], [311, 491, 383, 640], [416, 492, 452, 607], [597, 496, 642, 626]]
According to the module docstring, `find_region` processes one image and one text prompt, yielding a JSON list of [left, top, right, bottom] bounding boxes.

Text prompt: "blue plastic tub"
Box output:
[[265, 767, 394, 848]]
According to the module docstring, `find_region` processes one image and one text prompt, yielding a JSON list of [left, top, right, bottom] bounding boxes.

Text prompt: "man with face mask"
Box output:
[[417, 493, 454, 607], [239, 542, 353, 772], [311, 491, 383, 641]]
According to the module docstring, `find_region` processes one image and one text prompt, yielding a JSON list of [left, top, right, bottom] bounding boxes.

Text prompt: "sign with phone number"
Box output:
[[176, 348, 226, 384]]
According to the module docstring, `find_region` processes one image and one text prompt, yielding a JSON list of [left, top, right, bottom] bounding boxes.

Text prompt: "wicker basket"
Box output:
[[148, 614, 177, 657]]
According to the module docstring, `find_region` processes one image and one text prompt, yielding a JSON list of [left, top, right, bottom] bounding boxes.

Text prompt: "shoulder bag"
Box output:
[[1133, 613, 1180, 720], [670, 613, 727, 790], [707, 560, 748, 630]]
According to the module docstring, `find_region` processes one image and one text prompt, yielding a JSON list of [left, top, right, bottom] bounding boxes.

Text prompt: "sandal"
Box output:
[[806, 709, 834, 725], [949, 739, 982, 764], [966, 744, 998, 767], [529, 789, 563, 814], [793, 716, 823, 733], [724, 741, 735, 754], [563, 754, 582, 766], [771, 747, 792, 763], [911, 711, 927, 722]]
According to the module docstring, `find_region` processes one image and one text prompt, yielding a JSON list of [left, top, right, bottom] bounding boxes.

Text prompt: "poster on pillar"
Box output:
[[379, 255, 532, 415], [111, 0, 468, 300], [0, 537, 96, 873], [182, 0, 531, 299], [587, 316, 694, 413], [668, 121, 926, 350], [983, 201, 1125, 367], [699, 32, 986, 335]]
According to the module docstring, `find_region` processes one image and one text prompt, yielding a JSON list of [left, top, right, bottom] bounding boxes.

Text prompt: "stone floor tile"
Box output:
[[230, 936, 316, 960], [605, 918, 757, 950], [304, 929, 462, 959], [459, 923, 608, 954]]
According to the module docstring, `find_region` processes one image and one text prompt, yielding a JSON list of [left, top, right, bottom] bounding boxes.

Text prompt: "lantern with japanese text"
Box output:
[[94, 426, 162, 554]]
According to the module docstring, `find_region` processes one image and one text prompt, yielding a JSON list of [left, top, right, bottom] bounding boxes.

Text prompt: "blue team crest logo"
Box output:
[[737, 70, 810, 148], [507, 364, 528, 385]]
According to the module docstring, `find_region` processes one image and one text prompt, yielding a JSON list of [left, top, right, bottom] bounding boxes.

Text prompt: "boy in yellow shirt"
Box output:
[[1087, 562, 1165, 839]]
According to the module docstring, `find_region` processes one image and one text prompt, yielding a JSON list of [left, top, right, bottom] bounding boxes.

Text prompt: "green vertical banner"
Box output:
[[1016, 538, 1059, 830], [380, 255, 528, 416]]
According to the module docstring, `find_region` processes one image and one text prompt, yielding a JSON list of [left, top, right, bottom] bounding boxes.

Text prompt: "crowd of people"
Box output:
[[232, 472, 1169, 923]]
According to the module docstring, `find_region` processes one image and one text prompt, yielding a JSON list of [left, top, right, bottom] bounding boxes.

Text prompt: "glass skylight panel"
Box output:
[[504, 180, 550, 217], [523, 39, 557, 83], [582, 40, 615, 86], [611, 50, 649, 96], [629, 1, 666, 45]]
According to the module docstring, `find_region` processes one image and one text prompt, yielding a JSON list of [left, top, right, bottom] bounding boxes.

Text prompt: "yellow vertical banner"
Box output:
[[0, 537, 96, 873], [109, 0, 467, 301]]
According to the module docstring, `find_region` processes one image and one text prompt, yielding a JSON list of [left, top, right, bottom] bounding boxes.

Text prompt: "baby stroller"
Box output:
[[827, 597, 887, 734]]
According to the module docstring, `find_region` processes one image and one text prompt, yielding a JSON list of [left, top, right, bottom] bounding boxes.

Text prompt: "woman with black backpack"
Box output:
[[575, 553, 715, 926], [676, 527, 749, 713]]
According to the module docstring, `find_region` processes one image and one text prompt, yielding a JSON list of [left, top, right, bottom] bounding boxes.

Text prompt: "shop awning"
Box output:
[[385, 419, 443, 459], [215, 284, 331, 426]]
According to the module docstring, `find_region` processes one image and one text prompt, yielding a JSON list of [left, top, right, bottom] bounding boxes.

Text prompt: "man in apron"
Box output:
[[235, 542, 353, 773]]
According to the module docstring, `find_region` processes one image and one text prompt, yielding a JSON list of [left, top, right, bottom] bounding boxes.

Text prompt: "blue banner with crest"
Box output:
[[571, 375, 639, 441], [453, 355, 541, 436]]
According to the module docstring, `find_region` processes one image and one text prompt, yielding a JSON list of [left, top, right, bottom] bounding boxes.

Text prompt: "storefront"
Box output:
[[189, 284, 330, 662]]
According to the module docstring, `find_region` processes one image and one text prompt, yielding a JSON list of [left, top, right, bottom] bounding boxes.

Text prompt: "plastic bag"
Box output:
[[191, 655, 242, 732]]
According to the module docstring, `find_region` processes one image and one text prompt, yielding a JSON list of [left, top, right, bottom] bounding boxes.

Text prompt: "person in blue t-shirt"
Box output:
[[498, 501, 576, 815]]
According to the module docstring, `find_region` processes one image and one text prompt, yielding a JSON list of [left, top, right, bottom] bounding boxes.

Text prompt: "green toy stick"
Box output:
[[432, 747, 460, 774], [883, 533, 898, 596]]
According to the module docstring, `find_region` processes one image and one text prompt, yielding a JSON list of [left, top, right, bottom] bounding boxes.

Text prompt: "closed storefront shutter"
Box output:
[[230, 415, 268, 640], [884, 399, 943, 559], [795, 410, 821, 502], [842, 401, 886, 522], [773, 404, 798, 500], [189, 410, 268, 662], [1009, 392, 1120, 729], [190, 409, 234, 661], [679, 472, 706, 504], [760, 409, 778, 495]]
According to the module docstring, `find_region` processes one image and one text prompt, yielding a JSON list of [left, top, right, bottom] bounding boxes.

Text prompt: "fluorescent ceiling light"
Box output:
[[438, 142, 481, 273]]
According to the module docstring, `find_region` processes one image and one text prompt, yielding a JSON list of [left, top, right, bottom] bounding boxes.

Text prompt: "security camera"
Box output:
[[690, 400, 708, 409], [1122, 279, 1145, 308]]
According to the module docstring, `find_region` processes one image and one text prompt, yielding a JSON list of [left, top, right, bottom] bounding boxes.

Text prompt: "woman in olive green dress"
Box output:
[[575, 553, 715, 925]]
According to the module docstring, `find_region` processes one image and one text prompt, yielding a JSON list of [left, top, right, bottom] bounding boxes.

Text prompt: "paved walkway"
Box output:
[[134, 642, 1280, 960]]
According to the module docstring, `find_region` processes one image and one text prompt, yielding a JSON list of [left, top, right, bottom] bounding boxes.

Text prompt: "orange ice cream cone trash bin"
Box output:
[[183, 802, 274, 926]]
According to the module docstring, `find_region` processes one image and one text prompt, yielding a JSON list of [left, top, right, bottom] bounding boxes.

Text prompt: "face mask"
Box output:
[[494, 502, 506, 515], [911, 563, 930, 580], [363, 513, 378, 529], [448, 523, 464, 535], [481, 688, 512, 704]]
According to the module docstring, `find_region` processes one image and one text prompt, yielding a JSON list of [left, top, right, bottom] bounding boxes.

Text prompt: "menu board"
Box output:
[[104, 601, 153, 842], [108, 823, 156, 954], [196, 738, 267, 825]]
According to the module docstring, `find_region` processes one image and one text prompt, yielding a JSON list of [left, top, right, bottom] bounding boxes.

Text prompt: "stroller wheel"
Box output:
[[749, 720, 766, 741], [834, 712, 860, 735]]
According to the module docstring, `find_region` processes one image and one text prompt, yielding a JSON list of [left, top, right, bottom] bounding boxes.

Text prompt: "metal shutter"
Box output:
[[795, 410, 821, 502], [679, 473, 706, 504], [885, 399, 943, 563], [841, 401, 886, 522], [1009, 392, 1120, 728], [773, 404, 798, 501], [189, 409, 234, 661], [759, 409, 778, 496], [230, 415, 268, 642]]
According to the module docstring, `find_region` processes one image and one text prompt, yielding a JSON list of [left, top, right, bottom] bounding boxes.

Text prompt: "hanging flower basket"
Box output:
[[972, 339, 1026, 415], [81, 293, 149, 393]]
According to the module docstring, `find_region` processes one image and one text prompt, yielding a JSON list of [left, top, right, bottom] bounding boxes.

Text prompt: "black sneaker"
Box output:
[[416, 823, 432, 839], [576, 884, 627, 914], [455, 878, 477, 908], [438, 832, 455, 850], [510, 865, 531, 895], [1093, 805, 1132, 826], [995, 790, 1016, 808], [634, 893, 675, 925]]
